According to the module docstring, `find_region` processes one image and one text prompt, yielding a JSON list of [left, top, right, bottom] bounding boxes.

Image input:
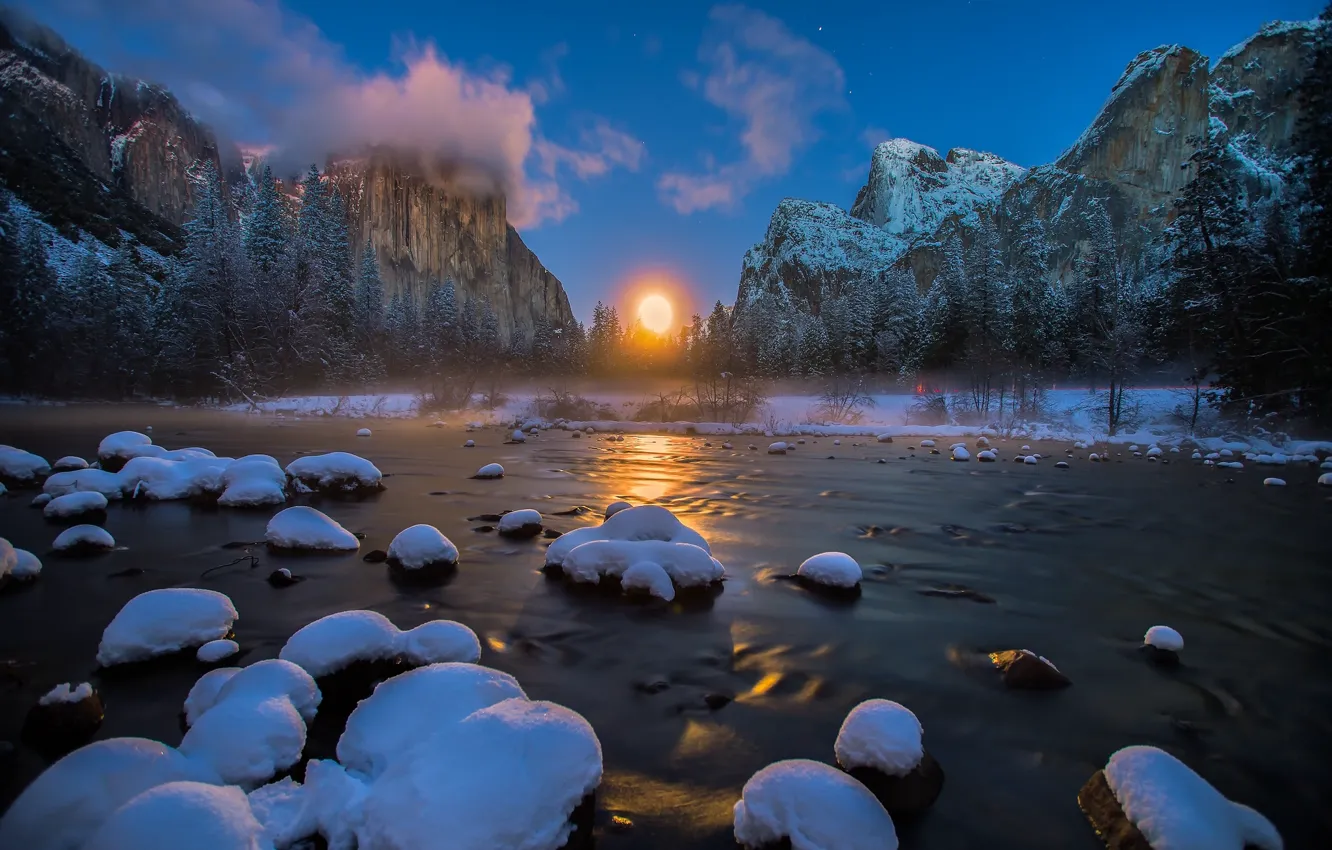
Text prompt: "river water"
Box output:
[[1, 406, 1329, 848]]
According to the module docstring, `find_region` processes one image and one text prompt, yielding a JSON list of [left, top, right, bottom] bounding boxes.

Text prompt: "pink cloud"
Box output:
[[535, 120, 646, 179]]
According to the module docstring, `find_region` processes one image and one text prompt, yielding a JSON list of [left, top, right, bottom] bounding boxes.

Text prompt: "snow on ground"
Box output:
[[733, 759, 898, 850], [0, 444, 51, 483], [52, 524, 115, 553], [0, 738, 221, 850], [43, 490, 108, 519], [337, 663, 527, 779], [1145, 626, 1184, 652], [387, 525, 459, 569], [285, 452, 383, 493], [225, 394, 420, 419], [796, 552, 863, 590], [97, 588, 238, 667], [835, 700, 925, 776], [1103, 745, 1281, 850], [278, 610, 480, 678], [266, 506, 359, 551], [81, 781, 273, 850], [38, 682, 94, 706]]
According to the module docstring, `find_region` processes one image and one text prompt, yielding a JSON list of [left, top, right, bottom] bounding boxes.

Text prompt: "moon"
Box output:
[[638, 294, 673, 334]]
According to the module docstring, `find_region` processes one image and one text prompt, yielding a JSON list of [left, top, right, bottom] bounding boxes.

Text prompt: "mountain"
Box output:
[[0, 13, 573, 345], [739, 18, 1324, 312]]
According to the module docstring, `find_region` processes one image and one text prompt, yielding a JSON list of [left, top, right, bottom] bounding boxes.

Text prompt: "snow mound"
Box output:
[[39, 682, 94, 706], [797, 552, 863, 589], [0, 444, 51, 483], [387, 524, 459, 569], [118, 456, 232, 500], [1103, 745, 1281, 850], [474, 462, 505, 479], [11, 547, 41, 579], [42, 468, 125, 499], [1262, 477, 1286, 487], [52, 456, 88, 472], [53, 524, 115, 553], [498, 509, 543, 535], [621, 561, 677, 601], [218, 459, 287, 507], [919, 440, 936, 447], [356, 428, 372, 437], [44, 490, 108, 519], [285, 452, 383, 493], [1024, 456, 1038, 465], [605, 500, 632, 518], [1145, 625, 1184, 652], [977, 450, 997, 462], [185, 668, 241, 727], [733, 759, 898, 850], [98, 588, 239, 666], [266, 506, 359, 551], [357, 698, 602, 850], [338, 663, 527, 778], [279, 610, 480, 678], [545, 504, 711, 566], [97, 431, 153, 465], [1320, 473, 1332, 486], [1147, 447, 1163, 457], [1218, 461, 1244, 469], [951, 446, 970, 461], [834, 699, 925, 777], [463, 439, 475, 447], [82, 781, 272, 850], [768, 441, 788, 454], [0, 738, 220, 850], [561, 539, 725, 590], [198, 639, 240, 663], [511, 429, 527, 443]]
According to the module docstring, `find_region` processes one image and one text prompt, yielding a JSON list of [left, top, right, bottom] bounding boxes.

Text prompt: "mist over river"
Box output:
[[2, 406, 1330, 848]]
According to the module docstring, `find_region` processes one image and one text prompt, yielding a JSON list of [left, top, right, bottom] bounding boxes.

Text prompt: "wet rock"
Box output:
[[468, 514, 505, 522], [703, 692, 733, 710], [267, 568, 305, 588], [472, 525, 495, 533], [22, 683, 104, 759], [427, 490, 450, 496], [608, 814, 634, 833], [543, 528, 563, 539], [929, 449, 940, 455], [876, 458, 886, 464], [107, 567, 145, 579], [842, 751, 946, 821], [1140, 644, 1181, 669], [634, 677, 671, 695], [990, 649, 1071, 690], [1077, 769, 1153, 850], [497, 509, 544, 540], [362, 549, 389, 563], [551, 506, 592, 517]]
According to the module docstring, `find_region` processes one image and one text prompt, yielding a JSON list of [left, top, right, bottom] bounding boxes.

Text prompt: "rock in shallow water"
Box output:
[[842, 753, 945, 821], [989, 649, 1071, 690], [22, 683, 104, 758]]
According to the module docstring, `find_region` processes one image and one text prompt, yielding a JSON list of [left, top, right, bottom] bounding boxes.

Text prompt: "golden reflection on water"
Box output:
[[600, 770, 736, 835], [670, 719, 746, 763]]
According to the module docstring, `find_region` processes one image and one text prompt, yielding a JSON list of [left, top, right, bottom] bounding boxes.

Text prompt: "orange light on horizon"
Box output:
[[638, 294, 674, 335], [617, 268, 693, 336]]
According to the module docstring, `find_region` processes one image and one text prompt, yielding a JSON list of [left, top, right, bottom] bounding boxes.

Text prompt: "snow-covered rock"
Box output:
[[604, 500, 632, 518], [1023, 455, 1038, 465], [356, 698, 602, 850], [0, 444, 51, 484], [545, 504, 711, 566], [43, 490, 108, 520], [52, 456, 88, 472], [1218, 461, 1244, 469], [835, 700, 924, 777], [266, 506, 359, 551], [1144, 625, 1184, 652], [951, 446, 970, 461], [53, 524, 115, 554], [12, 547, 42, 579], [1055, 461, 1070, 468], [42, 468, 125, 499], [511, 429, 527, 443], [197, 639, 240, 663], [977, 449, 997, 462], [1079, 746, 1281, 850], [278, 610, 480, 679], [1146, 446, 1163, 457], [768, 441, 788, 454], [337, 663, 527, 779], [387, 524, 459, 571], [1320, 472, 1332, 486], [876, 433, 894, 443], [217, 458, 287, 507], [621, 561, 677, 601], [118, 456, 232, 501], [498, 509, 543, 538], [356, 428, 372, 437], [1262, 477, 1286, 486], [38, 681, 94, 706], [463, 439, 475, 448], [474, 462, 505, 479], [561, 539, 725, 592], [919, 439, 936, 447], [796, 552, 863, 590], [0, 738, 220, 850], [285, 452, 383, 494], [733, 759, 898, 850], [98, 588, 238, 666], [82, 781, 273, 850], [97, 431, 154, 468], [24, 682, 103, 757]]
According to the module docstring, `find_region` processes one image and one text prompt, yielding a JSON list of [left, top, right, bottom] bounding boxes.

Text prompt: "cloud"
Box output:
[[657, 4, 845, 214], [535, 120, 646, 179], [8, 0, 636, 229]]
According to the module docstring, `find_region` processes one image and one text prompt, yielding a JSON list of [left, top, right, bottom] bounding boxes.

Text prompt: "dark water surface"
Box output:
[[2, 406, 1330, 848]]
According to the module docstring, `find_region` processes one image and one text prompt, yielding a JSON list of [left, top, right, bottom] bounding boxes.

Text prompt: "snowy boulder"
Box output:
[[217, 458, 287, 508], [876, 433, 894, 443], [98, 588, 238, 667], [82, 781, 273, 850], [464, 439, 475, 447], [43, 490, 109, 523], [53, 524, 115, 555], [285, 452, 383, 495], [1142, 625, 1184, 668], [1146, 446, 1163, 457], [1192, 451, 1203, 460], [356, 698, 602, 850], [767, 441, 788, 454], [23, 682, 103, 758], [951, 446, 970, 461], [1262, 477, 1286, 487], [919, 440, 935, 448], [1089, 453, 1102, 462], [510, 429, 528, 443], [473, 462, 505, 479], [988, 649, 1069, 690], [1055, 461, 1069, 469], [386, 524, 459, 580], [834, 699, 943, 819], [52, 456, 88, 472], [604, 500, 632, 518], [117, 456, 232, 501], [1320, 473, 1332, 486], [977, 450, 996, 462], [1023, 455, 1038, 465], [337, 663, 527, 778], [96, 431, 154, 471], [733, 759, 898, 850], [0, 737, 221, 850], [42, 468, 124, 500], [0, 444, 51, 486], [279, 610, 481, 683], [571, 430, 581, 439], [620, 561, 677, 601], [1218, 461, 1244, 470], [975, 436, 990, 448], [723, 442, 734, 449], [498, 509, 544, 539], [1078, 746, 1281, 850], [197, 639, 240, 664], [356, 428, 372, 437], [1219, 448, 1235, 458], [795, 552, 862, 593], [560, 539, 725, 596], [545, 504, 711, 568], [11, 547, 42, 581], [266, 506, 359, 551]]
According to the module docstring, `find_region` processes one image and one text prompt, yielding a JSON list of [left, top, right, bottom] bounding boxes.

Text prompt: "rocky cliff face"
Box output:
[[327, 153, 574, 345], [740, 18, 1320, 312]]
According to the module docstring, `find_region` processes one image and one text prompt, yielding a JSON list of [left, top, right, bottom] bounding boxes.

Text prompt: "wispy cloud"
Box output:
[[7, 0, 639, 228], [657, 4, 845, 214], [536, 120, 646, 179]]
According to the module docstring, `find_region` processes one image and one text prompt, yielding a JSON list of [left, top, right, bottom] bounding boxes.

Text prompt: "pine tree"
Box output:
[[352, 239, 387, 385], [0, 195, 53, 394]]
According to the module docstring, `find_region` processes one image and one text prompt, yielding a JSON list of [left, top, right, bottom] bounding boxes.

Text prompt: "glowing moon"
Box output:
[[638, 294, 673, 334]]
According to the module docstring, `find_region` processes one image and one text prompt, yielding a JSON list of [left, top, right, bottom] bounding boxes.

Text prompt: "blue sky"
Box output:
[[17, 0, 1324, 323]]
